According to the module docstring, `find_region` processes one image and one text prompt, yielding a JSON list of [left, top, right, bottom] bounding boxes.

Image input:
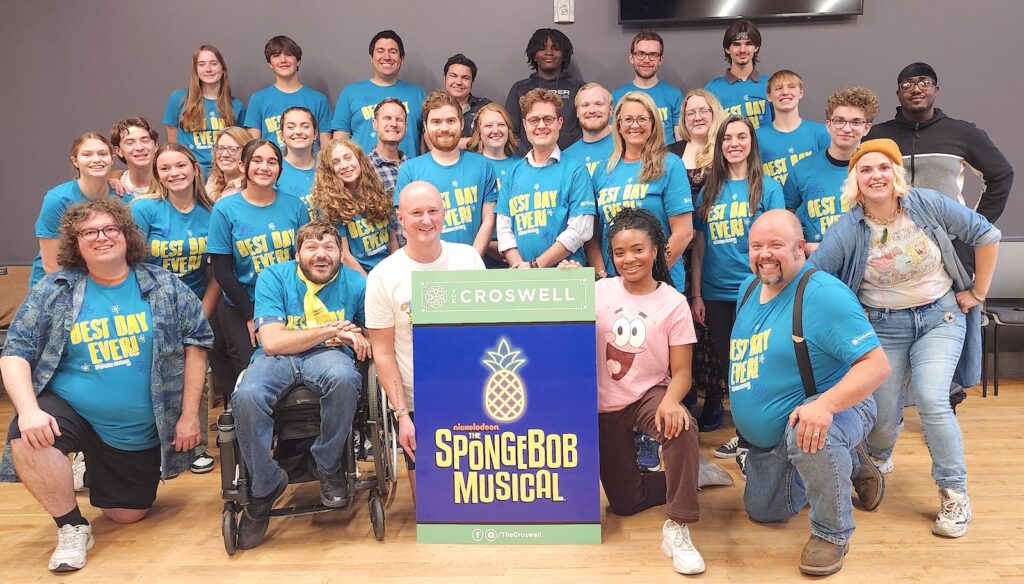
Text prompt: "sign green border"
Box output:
[[417, 523, 601, 545]]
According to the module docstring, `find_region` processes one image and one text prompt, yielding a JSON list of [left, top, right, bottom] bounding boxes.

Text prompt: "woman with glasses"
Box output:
[[164, 45, 245, 177], [204, 126, 253, 201], [690, 115, 785, 433]]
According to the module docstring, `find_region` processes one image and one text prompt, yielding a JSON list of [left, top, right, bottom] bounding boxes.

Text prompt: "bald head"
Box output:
[[397, 180, 445, 253], [398, 180, 444, 212], [748, 210, 806, 289]]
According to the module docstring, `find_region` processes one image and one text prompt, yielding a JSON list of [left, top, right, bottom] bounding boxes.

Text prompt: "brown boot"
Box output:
[[799, 535, 849, 576], [852, 444, 885, 511]]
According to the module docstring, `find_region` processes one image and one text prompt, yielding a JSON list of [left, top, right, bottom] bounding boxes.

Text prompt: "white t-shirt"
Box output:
[[859, 212, 953, 309], [365, 241, 485, 409]]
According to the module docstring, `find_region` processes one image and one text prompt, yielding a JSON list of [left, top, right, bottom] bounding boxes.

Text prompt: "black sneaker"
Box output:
[[736, 450, 748, 481], [237, 476, 287, 550], [319, 471, 351, 508]]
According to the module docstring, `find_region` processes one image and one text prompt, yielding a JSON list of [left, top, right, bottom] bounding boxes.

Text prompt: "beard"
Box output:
[[429, 131, 459, 152], [580, 115, 609, 132], [300, 260, 340, 284]]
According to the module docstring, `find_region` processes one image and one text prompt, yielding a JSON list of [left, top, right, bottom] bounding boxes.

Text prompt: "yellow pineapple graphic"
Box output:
[[482, 338, 528, 423]]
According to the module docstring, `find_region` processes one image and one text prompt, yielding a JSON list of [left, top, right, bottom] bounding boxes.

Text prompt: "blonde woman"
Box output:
[[669, 89, 726, 196], [204, 126, 252, 200]]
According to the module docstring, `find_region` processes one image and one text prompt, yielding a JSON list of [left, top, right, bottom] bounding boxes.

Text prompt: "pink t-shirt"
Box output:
[[595, 277, 697, 413]]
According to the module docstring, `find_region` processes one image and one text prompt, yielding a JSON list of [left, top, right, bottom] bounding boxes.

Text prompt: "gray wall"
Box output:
[[1, 0, 1021, 270]]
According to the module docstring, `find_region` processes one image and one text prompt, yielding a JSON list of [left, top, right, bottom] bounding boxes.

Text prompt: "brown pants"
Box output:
[[598, 385, 700, 524]]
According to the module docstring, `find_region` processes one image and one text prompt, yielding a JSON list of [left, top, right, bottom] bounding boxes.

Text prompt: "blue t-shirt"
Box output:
[[789, 151, 853, 243], [612, 80, 684, 145], [497, 156, 596, 264], [278, 159, 316, 214], [253, 260, 367, 358], [163, 89, 246, 175], [31, 181, 130, 287], [693, 177, 785, 301], [343, 213, 392, 271], [592, 154, 693, 291], [206, 191, 309, 302], [243, 85, 332, 147], [130, 197, 212, 299], [756, 120, 830, 188], [331, 79, 426, 156], [490, 156, 522, 194], [729, 265, 881, 448], [704, 75, 771, 129], [395, 151, 498, 246], [563, 134, 615, 178], [47, 272, 157, 450]]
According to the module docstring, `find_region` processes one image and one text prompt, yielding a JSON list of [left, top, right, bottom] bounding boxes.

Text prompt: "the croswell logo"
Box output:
[[482, 338, 527, 423]]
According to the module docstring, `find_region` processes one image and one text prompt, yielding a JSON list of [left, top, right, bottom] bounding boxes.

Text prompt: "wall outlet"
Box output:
[[555, 0, 574, 23]]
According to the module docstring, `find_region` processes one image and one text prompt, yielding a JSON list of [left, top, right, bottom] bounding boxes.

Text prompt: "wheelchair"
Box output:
[[217, 361, 398, 554]]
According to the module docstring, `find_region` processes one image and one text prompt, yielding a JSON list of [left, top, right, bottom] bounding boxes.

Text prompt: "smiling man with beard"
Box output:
[[230, 220, 370, 549], [395, 91, 498, 257], [564, 83, 615, 177], [730, 210, 889, 576]]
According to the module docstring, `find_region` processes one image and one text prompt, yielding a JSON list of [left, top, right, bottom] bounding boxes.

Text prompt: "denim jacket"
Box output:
[[1, 263, 214, 481], [810, 188, 1001, 388]]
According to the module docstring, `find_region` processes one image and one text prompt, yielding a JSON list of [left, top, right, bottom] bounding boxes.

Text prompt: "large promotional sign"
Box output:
[[412, 269, 600, 544]]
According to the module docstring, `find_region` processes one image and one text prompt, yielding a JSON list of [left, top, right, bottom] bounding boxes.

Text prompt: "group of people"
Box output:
[[0, 18, 1013, 578]]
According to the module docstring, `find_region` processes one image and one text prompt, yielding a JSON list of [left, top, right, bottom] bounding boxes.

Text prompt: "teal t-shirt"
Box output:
[[206, 191, 309, 302], [789, 150, 853, 243], [693, 177, 785, 301], [163, 89, 246, 175], [253, 260, 367, 358], [563, 134, 614, 178], [497, 156, 597, 264], [729, 265, 880, 448], [31, 180, 130, 287], [490, 156, 522, 194], [612, 80, 684, 145], [756, 120, 830, 188], [130, 197, 212, 299], [395, 151, 498, 246], [704, 75, 771, 129], [343, 213, 392, 271], [592, 154, 693, 291], [48, 272, 157, 450], [243, 85, 332, 147], [278, 159, 316, 214], [331, 79, 426, 156]]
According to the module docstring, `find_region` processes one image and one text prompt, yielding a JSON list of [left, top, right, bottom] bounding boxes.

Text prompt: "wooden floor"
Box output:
[[1, 383, 1021, 583]]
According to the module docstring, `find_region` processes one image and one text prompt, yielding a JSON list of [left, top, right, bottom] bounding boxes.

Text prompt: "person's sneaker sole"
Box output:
[[798, 542, 849, 576]]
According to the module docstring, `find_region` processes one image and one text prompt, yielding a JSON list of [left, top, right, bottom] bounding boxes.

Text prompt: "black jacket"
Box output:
[[504, 72, 585, 156]]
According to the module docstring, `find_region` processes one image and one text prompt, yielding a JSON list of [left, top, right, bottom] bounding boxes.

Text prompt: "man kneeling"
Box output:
[[232, 220, 370, 549]]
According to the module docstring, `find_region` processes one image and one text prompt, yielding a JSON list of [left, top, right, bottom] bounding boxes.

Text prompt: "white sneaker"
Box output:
[[48, 524, 94, 572], [190, 452, 215, 474], [869, 454, 894, 475], [70, 453, 87, 492], [933, 488, 972, 538], [660, 520, 706, 575]]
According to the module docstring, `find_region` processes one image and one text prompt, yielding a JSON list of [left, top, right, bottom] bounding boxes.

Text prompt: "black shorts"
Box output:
[[8, 391, 161, 509]]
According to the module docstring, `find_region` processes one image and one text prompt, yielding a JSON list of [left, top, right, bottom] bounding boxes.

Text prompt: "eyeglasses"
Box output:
[[898, 79, 936, 91], [78, 225, 123, 241], [618, 116, 652, 127], [683, 108, 713, 119], [632, 50, 662, 61], [525, 115, 558, 127], [829, 117, 869, 130], [215, 145, 242, 154]]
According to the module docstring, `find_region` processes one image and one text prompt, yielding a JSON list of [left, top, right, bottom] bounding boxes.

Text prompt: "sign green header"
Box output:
[[412, 268, 595, 325]]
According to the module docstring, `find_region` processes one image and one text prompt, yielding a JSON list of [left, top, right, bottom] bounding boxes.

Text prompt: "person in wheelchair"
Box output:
[[231, 220, 370, 549]]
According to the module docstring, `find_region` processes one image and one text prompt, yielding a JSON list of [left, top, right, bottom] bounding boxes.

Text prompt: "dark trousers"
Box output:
[[599, 386, 700, 524], [217, 300, 256, 396], [701, 299, 736, 422]]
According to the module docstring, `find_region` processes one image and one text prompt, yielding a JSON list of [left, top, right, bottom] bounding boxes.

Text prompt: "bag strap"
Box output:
[[793, 268, 818, 398], [738, 278, 759, 311]]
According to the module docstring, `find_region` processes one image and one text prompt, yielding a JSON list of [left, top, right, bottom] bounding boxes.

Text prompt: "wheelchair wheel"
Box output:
[[222, 505, 238, 556], [369, 492, 386, 541], [366, 363, 397, 501]]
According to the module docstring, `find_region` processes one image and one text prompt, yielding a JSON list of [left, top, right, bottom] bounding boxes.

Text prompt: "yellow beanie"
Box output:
[[849, 138, 904, 171]]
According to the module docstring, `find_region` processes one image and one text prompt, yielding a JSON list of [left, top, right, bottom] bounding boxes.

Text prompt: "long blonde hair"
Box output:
[[605, 91, 667, 182], [205, 126, 252, 200], [179, 45, 237, 132], [135, 144, 213, 210], [309, 138, 393, 226], [677, 89, 726, 171]]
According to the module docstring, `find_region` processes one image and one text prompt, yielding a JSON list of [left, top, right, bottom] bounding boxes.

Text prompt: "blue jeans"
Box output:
[[232, 347, 361, 498], [744, 396, 876, 546], [865, 290, 967, 491]]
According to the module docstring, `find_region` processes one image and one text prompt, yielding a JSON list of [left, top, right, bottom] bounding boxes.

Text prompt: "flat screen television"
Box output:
[[620, 0, 864, 24]]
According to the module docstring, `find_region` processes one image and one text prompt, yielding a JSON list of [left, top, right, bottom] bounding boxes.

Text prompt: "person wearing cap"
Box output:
[[704, 20, 771, 130], [811, 138, 1001, 540]]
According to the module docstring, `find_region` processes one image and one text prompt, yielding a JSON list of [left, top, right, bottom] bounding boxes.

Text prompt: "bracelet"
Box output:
[[394, 407, 411, 418], [529, 259, 539, 268], [969, 288, 985, 303]]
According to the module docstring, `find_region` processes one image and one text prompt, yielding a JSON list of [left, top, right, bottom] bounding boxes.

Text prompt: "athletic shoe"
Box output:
[[237, 476, 287, 550], [697, 458, 734, 489], [660, 520, 706, 575], [933, 488, 972, 538], [636, 432, 661, 472], [714, 436, 742, 458], [869, 454, 894, 475], [697, 406, 724, 432], [735, 449, 748, 481], [49, 524, 94, 572], [190, 452, 215, 474], [70, 453, 87, 492], [319, 471, 351, 508]]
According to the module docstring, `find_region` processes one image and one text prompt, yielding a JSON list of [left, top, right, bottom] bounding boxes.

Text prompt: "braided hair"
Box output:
[[605, 207, 674, 288]]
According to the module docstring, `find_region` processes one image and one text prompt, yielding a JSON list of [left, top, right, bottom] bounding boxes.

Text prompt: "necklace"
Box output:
[[864, 203, 903, 245]]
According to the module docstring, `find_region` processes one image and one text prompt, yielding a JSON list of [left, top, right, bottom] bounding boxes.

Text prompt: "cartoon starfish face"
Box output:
[[604, 309, 648, 381]]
